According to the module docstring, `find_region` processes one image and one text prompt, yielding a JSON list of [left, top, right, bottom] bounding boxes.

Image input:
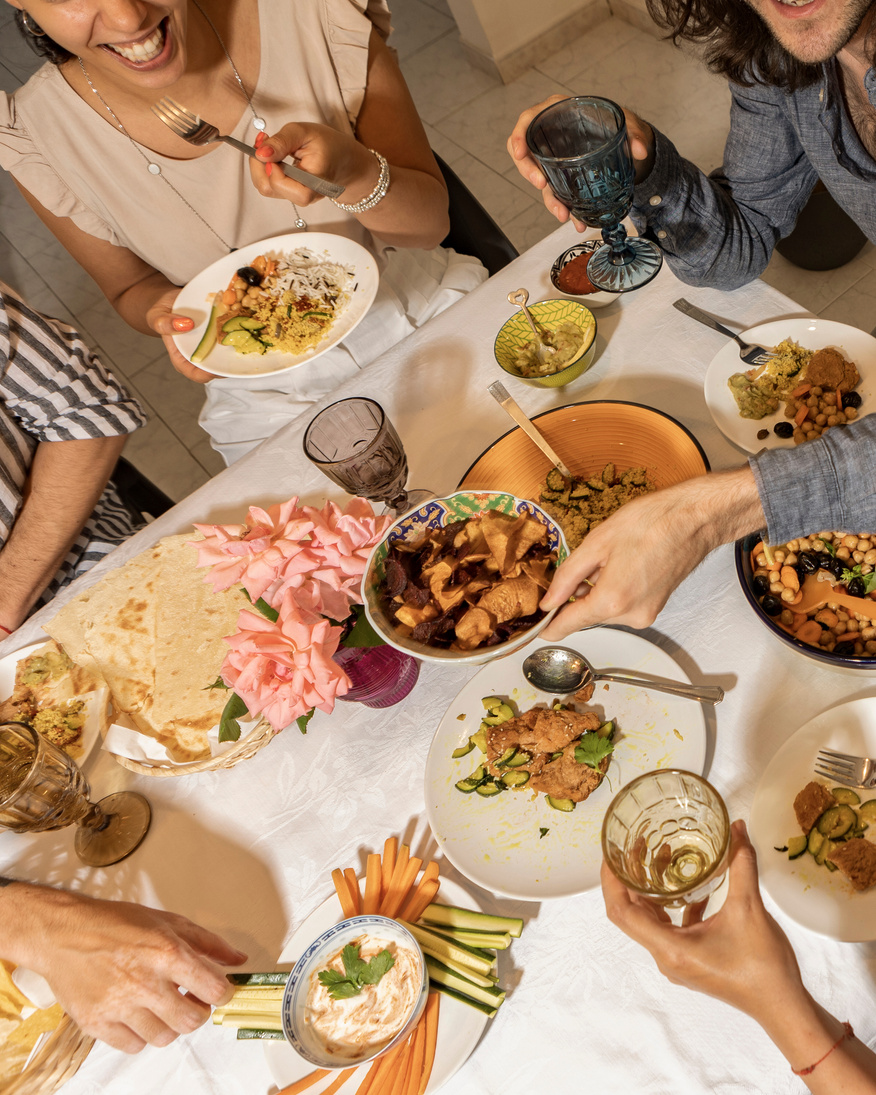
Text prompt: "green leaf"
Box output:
[[297, 708, 315, 735], [574, 733, 615, 770], [341, 944, 366, 982], [317, 969, 346, 987], [539, 827, 550, 839], [325, 979, 362, 1000], [342, 605, 384, 649], [219, 692, 249, 742], [205, 676, 230, 691], [818, 537, 837, 557], [359, 949, 395, 985], [241, 588, 280, 622]]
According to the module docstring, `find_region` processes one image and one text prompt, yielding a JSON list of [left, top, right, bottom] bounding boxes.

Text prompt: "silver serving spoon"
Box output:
[[522, 646, 724, 704], [507, 288, 556, 364]]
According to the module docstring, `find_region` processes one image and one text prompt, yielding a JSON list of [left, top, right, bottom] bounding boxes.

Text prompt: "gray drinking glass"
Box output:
[[303, 397, 431, 514], [526, 96, 663, 293]]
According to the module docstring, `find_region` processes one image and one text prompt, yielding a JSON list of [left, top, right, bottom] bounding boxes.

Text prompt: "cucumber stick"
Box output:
[[236, 1028, 286, 1040], [227, 971, 289, 986], [400, 921, 494, 976], [424, 956, 506, 1010], [215, 996, 283, 1015], [213, 1012, 284, 1029], [420, 903, 523, 939], [429, 926, 512, 951], [428, 984, 498, 1017]]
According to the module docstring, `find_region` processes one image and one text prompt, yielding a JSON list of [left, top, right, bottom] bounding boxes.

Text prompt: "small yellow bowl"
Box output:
[[494, 299, 597, 389]]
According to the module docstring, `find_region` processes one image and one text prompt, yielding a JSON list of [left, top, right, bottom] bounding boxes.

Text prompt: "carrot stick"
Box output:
[[355, 1057, 384, 1095], [363, 853, 382, 915], [417, 994, 440, 1095], [381, 837, 398, 904], [380, 844, 410, 916], [382, 855, 422, 920], [405, 1019, 426, 1095], [344, 868, 361, 916], [399, 878, 440, 925], [277, 1069, 331, 1095], [790, 382, 811, 399], [357, 1039, 406, 1095], [388, 1036, 413, 1095], [420, 861, 439, 885], [323, 1068, 357, 1095], [332, 869, 356, 920]]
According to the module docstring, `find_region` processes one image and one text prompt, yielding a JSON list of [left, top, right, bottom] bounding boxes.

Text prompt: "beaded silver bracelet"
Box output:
[[331, 150, 390, 213]]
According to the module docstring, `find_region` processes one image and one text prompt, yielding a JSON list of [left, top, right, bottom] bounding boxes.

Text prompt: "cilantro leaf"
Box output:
[[574, 732, 615, 770], [817, 537, 837, 557], [317, 969, 346, 987], [324, 979, 363, 999], [359, 949, 395, 985], [539, 827, 550, 839], [341, 944, 367, 981]]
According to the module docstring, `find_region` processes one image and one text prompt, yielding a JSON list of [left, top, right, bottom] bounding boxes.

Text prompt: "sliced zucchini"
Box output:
[[399, 921, 496, 976], [483, 703, 515, 725], [831, 787, 861, 806], [481, 696, 503, 710], [191, 301, 218, 364], [858, 799, 876, 821], [506, 750, 531, 769], [419, 903, 524, 939], [816, 805, 856, 839], [221, 329, 266, 354], [428, 984, 499, 1017], [475, 781, 504, 797], [807, 828, 825, 857], [546, 795, 576, 813], [500, 770, 530, 788], [423, 956, 506, 1009], [471, 727, 488, 753], [494, 747, 518, 768], [452, 740, 475, 759], [815, 837, 835, 867], [787, 835, 808, 860], [455, 777, 482, 794], [597, 720, 615, 739]]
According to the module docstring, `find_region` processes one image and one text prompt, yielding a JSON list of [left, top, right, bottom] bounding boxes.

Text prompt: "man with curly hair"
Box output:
[[507, 0, 876, 288]]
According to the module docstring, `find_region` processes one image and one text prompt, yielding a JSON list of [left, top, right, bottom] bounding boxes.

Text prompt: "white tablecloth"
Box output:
[[3, 223, 874, 1095]]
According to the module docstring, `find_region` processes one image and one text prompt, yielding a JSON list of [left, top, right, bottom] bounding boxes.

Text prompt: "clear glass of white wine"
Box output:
[[601, 769, 730, 907]]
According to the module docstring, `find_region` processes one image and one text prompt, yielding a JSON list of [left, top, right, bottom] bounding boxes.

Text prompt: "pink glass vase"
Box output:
[[333, 644, 420, 709]]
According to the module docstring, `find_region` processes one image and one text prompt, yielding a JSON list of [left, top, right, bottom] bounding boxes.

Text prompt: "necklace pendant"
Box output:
[[147, 162, 162, 176], [295, 215, 307, 229], [253, 117, 267, 131]]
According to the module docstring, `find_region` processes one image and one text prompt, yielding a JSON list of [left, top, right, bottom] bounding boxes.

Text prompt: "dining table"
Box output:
[[2, 219, 875, 1095]]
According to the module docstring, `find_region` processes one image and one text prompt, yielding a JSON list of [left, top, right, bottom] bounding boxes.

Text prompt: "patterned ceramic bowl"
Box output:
[[550, 241, 620, 308], [282, 915, 427, 1069], [363, 490, 569, 666], [494, 299, 597, 389]]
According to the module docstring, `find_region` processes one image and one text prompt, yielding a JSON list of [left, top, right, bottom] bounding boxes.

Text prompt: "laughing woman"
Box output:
[[0, 0, 486, 462]]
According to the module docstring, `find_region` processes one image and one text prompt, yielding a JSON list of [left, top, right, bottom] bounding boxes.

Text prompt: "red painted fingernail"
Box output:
[[254, 131, 265, 148], [172, 317, 194, 331], [261, 144, 275, 158], [265, 162, 273, 177]]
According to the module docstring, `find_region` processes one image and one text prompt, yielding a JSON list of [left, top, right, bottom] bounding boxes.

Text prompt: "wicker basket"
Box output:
[[111, 716, 276, 777], [1, 1014, 93, 1095]]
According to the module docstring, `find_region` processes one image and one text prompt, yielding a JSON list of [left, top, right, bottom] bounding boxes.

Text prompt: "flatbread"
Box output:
[[0, 960, 64, 1086], [46, 535, 250, 763]]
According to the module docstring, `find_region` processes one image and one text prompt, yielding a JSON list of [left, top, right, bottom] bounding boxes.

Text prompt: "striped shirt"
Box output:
[[0, 282, 146, 604]]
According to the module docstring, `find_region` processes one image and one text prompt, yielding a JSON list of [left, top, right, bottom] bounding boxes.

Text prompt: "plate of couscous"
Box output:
[[703, 317, 876, 454], [173, 232, 379, 378]]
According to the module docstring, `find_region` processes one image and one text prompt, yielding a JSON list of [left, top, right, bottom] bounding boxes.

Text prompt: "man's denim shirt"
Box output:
[[631, 63, 876, 290]]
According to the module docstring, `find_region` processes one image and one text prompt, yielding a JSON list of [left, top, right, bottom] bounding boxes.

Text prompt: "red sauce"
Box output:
[[557, 252, 597, 295]]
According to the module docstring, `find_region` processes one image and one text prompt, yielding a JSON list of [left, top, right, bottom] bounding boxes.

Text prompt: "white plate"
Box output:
[[703, 318, 876, 454], [750, 697, 876, 941], [264, 877, 489, 1093], [424, 629, 708, 900], [172, 232, 379, 378], [0, 641, 103, 763]]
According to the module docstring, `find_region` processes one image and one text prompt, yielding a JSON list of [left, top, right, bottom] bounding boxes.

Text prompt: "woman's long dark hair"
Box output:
[[14, 12, 73, 65], [645, 0, 823, 90]]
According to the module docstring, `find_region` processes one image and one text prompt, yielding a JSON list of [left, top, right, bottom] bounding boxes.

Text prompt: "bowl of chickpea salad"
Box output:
[[736, 530, 876, 669]]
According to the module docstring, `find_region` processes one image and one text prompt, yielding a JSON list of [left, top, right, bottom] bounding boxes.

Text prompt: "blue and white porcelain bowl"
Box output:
[[282, 915, 428, 1070]]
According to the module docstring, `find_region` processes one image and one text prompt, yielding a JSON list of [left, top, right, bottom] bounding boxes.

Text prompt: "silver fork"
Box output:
[[151, 97, 345, 200], [815, 748, 876, 789], [673, 298, 775, 368]]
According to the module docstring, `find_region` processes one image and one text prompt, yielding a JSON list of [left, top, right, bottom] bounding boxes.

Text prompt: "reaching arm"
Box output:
[[602, 822, 876, 1094], [251, 29, 449, 249], [0, 435, 126, 632], [0, 880, 245, 1053]]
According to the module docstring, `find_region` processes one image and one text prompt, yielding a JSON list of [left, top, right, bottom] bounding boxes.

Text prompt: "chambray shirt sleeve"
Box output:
[[631, 82, 819, 289], [749, 415, 876, 542]]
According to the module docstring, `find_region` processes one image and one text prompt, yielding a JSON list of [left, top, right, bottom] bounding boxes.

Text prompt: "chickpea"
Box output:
[[835, 621, 848, 634], [770, 581, 784, 595], [866, 550, 876, 566], [847, 619, 860, 633], [823, 391, 836, 406], [854, 550, 865, 564], [827, 414, 840, 427], [785, 552, 798, 566], [837, 609, 850, 622], [863, 565, 873, 576], [774, 549, 787, 563], [807, 394, 819, 408], [836, 546, 851, 560], [862, 627, 876, 641], [811, 385, 823, 396], [867, 641, 876, 654], [780, 609, 794, 626], [793, 429, 806, 444], [857, 539, 872, 553], [815, 413, 828, 425], [846, 406, 858, 421]]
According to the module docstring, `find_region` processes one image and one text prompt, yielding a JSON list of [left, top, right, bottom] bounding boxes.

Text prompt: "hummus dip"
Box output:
[[306, 935, 420, 1060]]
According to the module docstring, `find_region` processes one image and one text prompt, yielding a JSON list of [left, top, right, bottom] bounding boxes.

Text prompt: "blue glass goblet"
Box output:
[[526, 96, 663, 293]]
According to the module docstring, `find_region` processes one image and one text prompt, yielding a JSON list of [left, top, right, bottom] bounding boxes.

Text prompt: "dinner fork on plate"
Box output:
[[815, 747, 876, 789], [151, 97, 345, 199], [673, 298, 775, 368]]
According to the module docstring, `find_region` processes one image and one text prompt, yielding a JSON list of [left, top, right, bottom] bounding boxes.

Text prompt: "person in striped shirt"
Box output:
[[0, 281, 146, 634]]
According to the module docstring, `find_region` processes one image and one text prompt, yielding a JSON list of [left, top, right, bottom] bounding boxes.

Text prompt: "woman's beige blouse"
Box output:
[[0, 0, 393, 285]]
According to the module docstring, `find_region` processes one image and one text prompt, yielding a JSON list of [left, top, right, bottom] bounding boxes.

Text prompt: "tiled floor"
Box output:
[[0, 1, 873, 500]]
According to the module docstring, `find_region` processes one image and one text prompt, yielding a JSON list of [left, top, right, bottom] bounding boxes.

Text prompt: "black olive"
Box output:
[[843, 391, 862, 409], [774, 421, 794, 438], [752, 575, 769, 596], [761, 595, 783, 617], [848, 576, 866, 598], [834, 639, 858, 655], [757, 429, 769, 440], [236, 265, 262, 286], [830, 557, 846, 578], [816, 552, 834, 570], [795, 564, 808, 585], [798, 552, 819, 574]]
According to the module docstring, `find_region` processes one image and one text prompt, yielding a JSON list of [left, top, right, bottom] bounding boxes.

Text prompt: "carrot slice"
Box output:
[[381, 837, 398, 904], [790, 382, 811, 399], [363, 853, 382, 915], [388, 1036, 413, 1095], [355, 1057, 383, 1095], [398, 878, 440, 925], [794, 403, 810, 427], [332, 869, 356, 920], [382, 856, 422, 920], [358, 1039, 406, 1095], [405, 1017, 427, 1095], [344, 868, 361, 916], [418, 994, 440, 1095], [323, 1068, 357, 1095], [277, 1069, 331, 1095]]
